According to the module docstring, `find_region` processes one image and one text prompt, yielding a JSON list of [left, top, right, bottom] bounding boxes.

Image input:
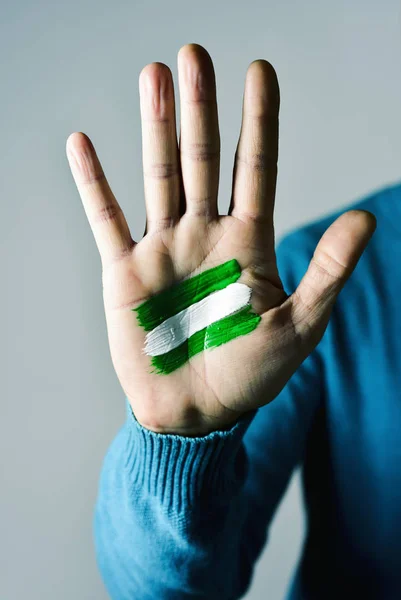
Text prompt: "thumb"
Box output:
[[290, 209, 377, 343]]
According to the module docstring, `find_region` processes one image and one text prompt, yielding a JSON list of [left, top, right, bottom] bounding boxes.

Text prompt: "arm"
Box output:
[[66, 43, 375, 600], [93, 234, 323, 600], [95, 356, 323, 600]]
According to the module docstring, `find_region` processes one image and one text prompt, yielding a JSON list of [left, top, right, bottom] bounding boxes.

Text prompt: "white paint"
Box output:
[[144, 282, 252, 356]]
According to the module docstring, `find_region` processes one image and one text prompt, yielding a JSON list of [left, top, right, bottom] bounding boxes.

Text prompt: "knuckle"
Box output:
[[269, 298, 306, 355], [311, 251, 346, 282], [235, 150, 277, 173], [145, 216, 176, 231], [288, 292, 323, 348], [181, 143, 220, 163], [145, 162, 179, 180], [80, 170, 106, 187], [93, 204, 121, 224]]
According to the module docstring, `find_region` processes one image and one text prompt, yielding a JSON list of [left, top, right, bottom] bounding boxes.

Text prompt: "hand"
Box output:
[[66, 44, 376, 436]]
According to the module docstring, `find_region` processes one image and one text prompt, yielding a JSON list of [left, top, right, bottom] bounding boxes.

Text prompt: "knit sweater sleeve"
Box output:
[[93, 230, 324, 600]]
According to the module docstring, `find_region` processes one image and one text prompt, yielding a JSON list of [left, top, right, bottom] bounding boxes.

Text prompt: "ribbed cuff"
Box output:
[[124, 398, 257, 512]]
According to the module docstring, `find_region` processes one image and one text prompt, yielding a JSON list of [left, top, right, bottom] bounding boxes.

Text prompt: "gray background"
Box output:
[[2, 1, 401, 598]]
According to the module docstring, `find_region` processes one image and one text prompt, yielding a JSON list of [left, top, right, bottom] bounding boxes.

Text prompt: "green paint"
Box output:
[[150, 305, 261, 375], [134, 259, 241, 332]]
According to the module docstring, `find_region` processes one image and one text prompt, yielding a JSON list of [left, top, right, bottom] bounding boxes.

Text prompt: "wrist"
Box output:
[[124, 398, 258, 509], [131, 402, 246, 437]]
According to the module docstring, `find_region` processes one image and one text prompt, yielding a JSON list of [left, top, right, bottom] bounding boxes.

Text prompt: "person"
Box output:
[[65, 42, 401, 599]]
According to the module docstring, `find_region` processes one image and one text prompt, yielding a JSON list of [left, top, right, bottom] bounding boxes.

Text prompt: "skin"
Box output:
[[66, 43, 376, 436]]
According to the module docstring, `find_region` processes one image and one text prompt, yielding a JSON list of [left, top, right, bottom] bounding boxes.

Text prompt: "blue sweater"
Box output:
[[94, 181, 401, 600]]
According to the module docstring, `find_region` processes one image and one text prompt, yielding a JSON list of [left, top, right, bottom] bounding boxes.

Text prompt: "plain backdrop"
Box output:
[[2, 1, 401, 599]]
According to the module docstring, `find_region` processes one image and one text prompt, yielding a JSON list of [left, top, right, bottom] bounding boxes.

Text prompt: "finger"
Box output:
[[66, 132, 134, 265], [229, 60, 279, 223], [139, 63, 181, 233], [290, 210, 377, 340], [178, 44, 220, 219]]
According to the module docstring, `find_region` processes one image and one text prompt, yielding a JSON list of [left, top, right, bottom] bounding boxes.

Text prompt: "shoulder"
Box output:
[[275, 180, 401, 292]]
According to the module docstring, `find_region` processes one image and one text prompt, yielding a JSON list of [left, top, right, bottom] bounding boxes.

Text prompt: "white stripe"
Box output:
[[144, 282, 252, 356]]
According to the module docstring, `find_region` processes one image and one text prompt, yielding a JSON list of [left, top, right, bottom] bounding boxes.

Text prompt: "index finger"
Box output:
[[229, 60, 280, 223]]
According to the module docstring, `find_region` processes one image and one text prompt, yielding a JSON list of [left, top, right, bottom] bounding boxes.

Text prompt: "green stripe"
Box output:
[[134, 259, 242, 332], [150, 305, 261, 375]]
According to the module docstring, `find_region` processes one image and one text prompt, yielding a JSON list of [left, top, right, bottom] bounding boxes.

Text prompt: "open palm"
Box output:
[[66, 44, 375, 435]]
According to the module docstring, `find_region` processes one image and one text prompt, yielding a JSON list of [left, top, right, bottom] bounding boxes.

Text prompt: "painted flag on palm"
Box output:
[[133, 259, 261, 375]]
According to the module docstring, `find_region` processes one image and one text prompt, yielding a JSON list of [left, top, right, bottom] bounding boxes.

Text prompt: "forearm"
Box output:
[[94, 402, 263, 600]]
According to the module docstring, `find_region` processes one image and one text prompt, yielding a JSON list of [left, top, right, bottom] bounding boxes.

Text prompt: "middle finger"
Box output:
[[178, 44, 221, 220]]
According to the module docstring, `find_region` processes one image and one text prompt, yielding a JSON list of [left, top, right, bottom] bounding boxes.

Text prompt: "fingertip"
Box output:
[[248, 59, 278, 81], [66, 132, 93, 159], [359, 209, 377, 234], [178, 43, 211, 63], [342, 209, 378, 242], [244, 59, 280, 115], [139, 62, 172, 87]]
